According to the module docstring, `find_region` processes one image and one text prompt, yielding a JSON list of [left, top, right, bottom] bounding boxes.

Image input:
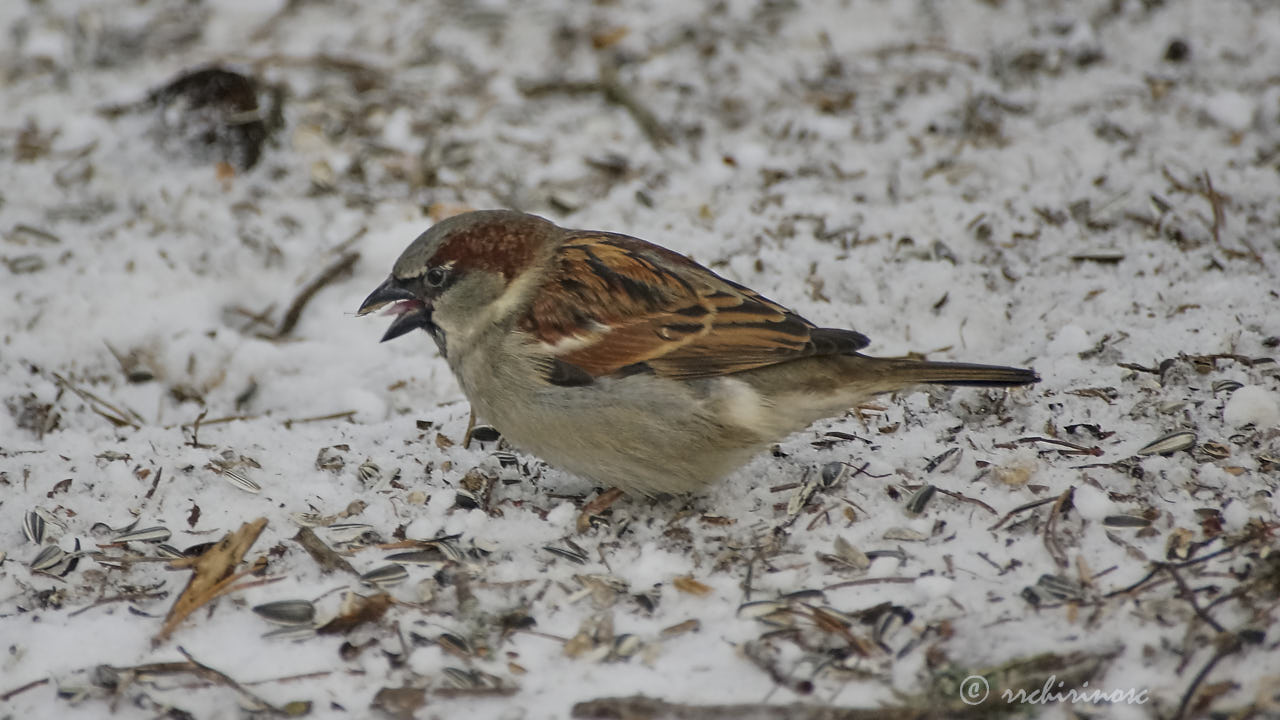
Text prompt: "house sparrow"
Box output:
[[359, 210, 1038, 495]]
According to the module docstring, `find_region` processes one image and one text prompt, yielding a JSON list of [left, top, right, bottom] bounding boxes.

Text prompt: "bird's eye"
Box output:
[[425, 267, 448, 287]]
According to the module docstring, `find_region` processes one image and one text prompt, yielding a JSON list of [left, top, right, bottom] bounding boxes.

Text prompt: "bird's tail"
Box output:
[[856, 356, 1040, 388]]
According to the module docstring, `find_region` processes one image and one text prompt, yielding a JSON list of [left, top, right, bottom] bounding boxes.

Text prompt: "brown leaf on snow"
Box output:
[[317, 591, 393, 635], [155, 517, 268, 644], [672, 575, 713, 597]]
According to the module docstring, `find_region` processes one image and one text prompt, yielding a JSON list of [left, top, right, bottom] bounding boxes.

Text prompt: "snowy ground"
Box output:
[[3, 1, 1279, 718]]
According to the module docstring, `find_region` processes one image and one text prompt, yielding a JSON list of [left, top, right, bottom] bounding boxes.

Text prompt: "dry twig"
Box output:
[[51, 372, 143, 428], [1043, 488, 1074, 568], [292, 527, 358, 576], [518, 57, 673, 149], [1173, 633, 1244, 720], [0, 678, 49, 703], [988, 495, 1059, 531], [270, 251, 360, 338]]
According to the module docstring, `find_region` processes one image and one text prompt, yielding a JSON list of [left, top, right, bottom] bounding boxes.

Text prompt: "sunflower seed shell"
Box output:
[[1137, 431, 1196, 456], [360, 564, 409, 587], [30, 545, 66, 571], [23, 511, 45, 545], [112, 526, 172, 544], [253, 599, 317, 626]]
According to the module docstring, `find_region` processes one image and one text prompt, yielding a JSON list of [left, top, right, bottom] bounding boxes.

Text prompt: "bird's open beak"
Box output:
[[358, 277, 432, 343]]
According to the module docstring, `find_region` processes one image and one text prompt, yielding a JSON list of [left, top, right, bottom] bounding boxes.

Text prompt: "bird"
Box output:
[[359, 210, 1038, 496]]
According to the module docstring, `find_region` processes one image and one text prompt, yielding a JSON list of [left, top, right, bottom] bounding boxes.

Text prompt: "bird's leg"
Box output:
[[461, 408, 477, 448]]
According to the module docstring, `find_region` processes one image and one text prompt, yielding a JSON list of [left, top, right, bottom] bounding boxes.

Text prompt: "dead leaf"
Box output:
[[156, 517, 267, 644], [672, 576, 712, 597], [317, 592, 393, 635], [370, 685, 425, 720]]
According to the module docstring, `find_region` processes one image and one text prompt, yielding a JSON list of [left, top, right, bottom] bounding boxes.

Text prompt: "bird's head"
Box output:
[[358, 210, 557, 352]]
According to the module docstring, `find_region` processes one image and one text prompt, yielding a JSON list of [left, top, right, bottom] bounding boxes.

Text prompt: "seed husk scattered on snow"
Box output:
[[213, 464, 262, 493], [29, 544, 66, 571], [35, 507, 68, 533], [182, 540, 218, 557], [831, 536, 871, 570], [1212, 379, 1242, 395], [1201, 441, 1230, 459], [882, 527, 928, 542], [291, 512, 326, 527], [442, 667, 503, 690], [324, 523, 377, 544], [819, 461, 848, 486], [1137, 430, 1196, 456], [262, 626, 318, 641], [778, 588, 825, 603], [544, 544, 589, 565], [1036, 573, 1085, 602], [154, 544, 186, 559], [660, 619, 701, 637], [23, 510, 46, 545], [454, 489, 480, 510], [469, 425, 502, 443], [736, 600, 790, 619], [544, 537, 590, 565], [360, 564, 409, 587], [252, 599, 318, 626], [905, 485, 937, 515], [385, 549, 446, 566], [356, 460, 382, 486], [111, 526, 172, 544], [923, 447, 962, 474], [865, 548, 908, 563], [1102, 514, 1151, 528], [872, 605, 914, 646], [672, 575, 712, 596], [612, 633, 643, 658]]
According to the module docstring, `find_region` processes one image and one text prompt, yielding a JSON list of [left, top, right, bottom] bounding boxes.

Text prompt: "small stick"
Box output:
[[173, 414, 262, 430], [176, 647, 286, 715], [69, 588, 169, 617], [243, 670, 335, 686], [51, 372, 142, 428], [518, 60, 673, 150], [1172, 634, 1243, 720], [988, 495, 1059, 531], [597, 59, 673, 147], [1202, 171, 1225, 245], [0, 677, 50, 702], [1018, 436, 1103, 456], [1161, 563, 1225, 634], [822, 576, 918, 591], [271, 251, 360, 338], [1102, 565, 1165, 598], [283, 410, 355, 429], [1043, 488, 1074, 568], [931, 487, 997, 515], [187, 409, 209, 448], [1104, 530, 1257, 598], [143, 466, 164, 501]]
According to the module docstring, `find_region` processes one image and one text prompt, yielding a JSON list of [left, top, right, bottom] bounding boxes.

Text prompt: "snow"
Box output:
[[1204, 91, 1256, 132], [3, 1, 1280, 719], [1071, 484, 1114, 523], [1223, 385, 1280, 429]]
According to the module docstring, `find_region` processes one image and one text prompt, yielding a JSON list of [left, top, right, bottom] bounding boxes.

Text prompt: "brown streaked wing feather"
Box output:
[[519, 233, 869, 380]]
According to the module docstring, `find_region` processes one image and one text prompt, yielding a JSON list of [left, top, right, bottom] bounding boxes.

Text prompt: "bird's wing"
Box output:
[[518, 232, 869, 381]]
